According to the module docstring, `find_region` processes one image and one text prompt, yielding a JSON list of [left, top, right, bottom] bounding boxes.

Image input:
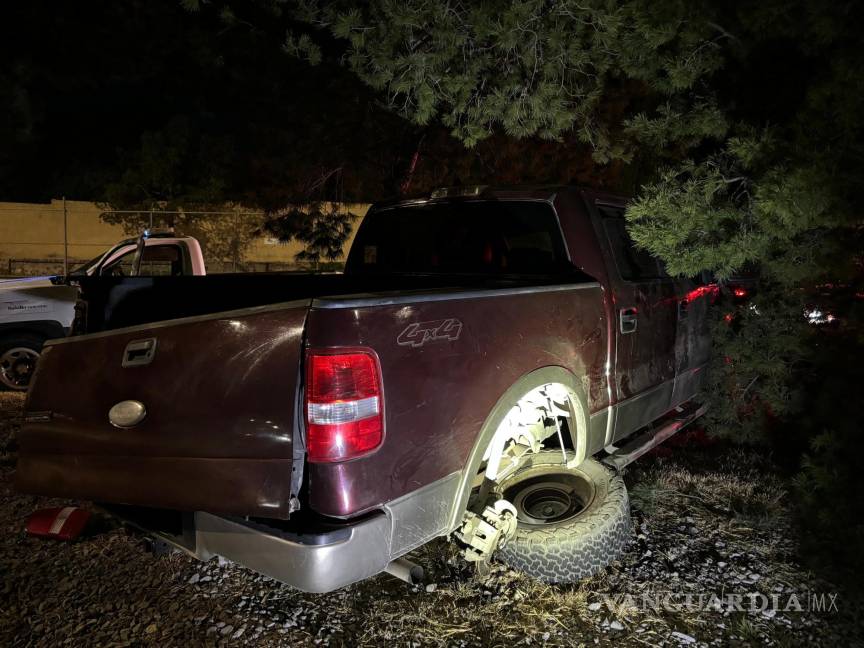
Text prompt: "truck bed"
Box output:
[[76, 271, 595, 333]]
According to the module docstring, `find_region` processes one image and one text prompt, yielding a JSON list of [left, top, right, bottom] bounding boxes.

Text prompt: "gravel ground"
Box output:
[[1, 391, 862, 647]]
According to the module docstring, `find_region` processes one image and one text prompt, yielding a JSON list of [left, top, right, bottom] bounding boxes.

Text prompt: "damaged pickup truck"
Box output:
[[16, 186, 712, 592]]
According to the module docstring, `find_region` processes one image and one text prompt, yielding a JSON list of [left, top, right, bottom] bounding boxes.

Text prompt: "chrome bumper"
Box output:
[[108, 471, 462, 593], [151, 511, 393, 593]]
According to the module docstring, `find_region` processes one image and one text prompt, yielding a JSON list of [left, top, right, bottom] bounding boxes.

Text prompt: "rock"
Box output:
[[671, 631, 696, 644], [587, 602, 602, 612], [188, 573, 200, 584], [609, 621, 624, 631], [425, 583, 437, 593]]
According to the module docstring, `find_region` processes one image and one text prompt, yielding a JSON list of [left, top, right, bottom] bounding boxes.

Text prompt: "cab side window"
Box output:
[[100, 245, 183, 277], [599, 206, 666, 282], [101, 250, 136, 276], [138, 246, 182, 276]]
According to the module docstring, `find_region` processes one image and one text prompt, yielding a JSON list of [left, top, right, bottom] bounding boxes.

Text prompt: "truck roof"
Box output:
[[113, 232, 197, 246], [375, 185, 629, 210]]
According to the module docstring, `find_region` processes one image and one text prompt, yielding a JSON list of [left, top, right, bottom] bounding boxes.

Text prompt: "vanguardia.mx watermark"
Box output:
[[594, 591, 839, 615]]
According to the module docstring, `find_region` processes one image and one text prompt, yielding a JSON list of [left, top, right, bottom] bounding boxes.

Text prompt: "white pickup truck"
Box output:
[[0, 233, 204, 389]]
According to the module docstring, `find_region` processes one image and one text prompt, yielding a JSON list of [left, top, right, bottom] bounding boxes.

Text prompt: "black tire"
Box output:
[[0, 333, 45, 391], [496, 452, 631, 583]]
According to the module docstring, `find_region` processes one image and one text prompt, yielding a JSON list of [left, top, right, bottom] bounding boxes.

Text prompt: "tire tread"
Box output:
[[497, 456, 631, 583]]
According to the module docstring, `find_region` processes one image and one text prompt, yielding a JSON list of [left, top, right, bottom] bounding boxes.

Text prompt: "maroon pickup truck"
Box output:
[[16, 186, 711, 592]]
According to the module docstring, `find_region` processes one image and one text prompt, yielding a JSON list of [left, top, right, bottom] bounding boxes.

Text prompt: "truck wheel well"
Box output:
[[0, 320, 66, 341], [447, 366, 590, 533]]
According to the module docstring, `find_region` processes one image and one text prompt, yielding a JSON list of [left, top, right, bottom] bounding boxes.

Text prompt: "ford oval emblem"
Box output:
[[108, 400, 147, 428]]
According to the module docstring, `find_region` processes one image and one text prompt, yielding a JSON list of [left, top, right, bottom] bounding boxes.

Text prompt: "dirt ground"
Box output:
[[1, 391, 862, 647]]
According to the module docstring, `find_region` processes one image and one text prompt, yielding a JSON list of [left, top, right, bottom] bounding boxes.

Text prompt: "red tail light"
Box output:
[[733, 287, 748, 298], [305, 349, 384, 462]]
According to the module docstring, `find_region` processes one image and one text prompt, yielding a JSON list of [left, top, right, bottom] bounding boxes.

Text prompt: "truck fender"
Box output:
[[445, 365, 590, 533]]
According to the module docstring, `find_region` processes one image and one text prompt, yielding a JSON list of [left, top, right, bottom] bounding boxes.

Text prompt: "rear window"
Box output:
[[345, 200, 569, 275]]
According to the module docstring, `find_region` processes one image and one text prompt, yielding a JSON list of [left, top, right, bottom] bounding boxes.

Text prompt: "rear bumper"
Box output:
[[102, 471, 464, 592], [118, 508, 393, 593]]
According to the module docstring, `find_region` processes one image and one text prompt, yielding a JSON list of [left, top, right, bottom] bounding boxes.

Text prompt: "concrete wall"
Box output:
[[0, 200, 126, 267], [0, 200, 370, 276]]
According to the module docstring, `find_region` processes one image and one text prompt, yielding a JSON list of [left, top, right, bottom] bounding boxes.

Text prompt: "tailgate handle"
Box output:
[[122, 338, 157, 367]]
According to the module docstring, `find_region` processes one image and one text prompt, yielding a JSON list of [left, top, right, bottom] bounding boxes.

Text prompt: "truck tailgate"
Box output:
[[16, 301, 308, 519]]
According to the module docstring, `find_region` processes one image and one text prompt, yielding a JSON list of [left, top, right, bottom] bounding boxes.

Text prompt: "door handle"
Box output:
[[620, 307, 638, 334], [122, 338, 157, 367]]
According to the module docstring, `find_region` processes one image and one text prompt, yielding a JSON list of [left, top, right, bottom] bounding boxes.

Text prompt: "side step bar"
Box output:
[[601, 401, 708, 471]]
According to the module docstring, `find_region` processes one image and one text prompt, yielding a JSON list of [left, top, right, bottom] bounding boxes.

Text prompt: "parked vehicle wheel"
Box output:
[[495, 451, 631, 583], [0, 334, 45, 390]]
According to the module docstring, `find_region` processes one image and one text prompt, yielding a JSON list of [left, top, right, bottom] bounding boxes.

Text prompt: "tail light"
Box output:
[[733, 287, 748, 298], [305, 349, 384, 462]]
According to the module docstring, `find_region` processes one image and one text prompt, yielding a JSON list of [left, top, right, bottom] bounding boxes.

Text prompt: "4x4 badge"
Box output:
[[397, 318, 462, 348]]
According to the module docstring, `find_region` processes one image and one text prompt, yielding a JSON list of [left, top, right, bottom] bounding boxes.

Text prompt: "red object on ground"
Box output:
[[26, 507, 90, 540]]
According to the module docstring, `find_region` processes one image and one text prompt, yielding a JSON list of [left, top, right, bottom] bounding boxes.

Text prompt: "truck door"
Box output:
[[670, 275, 713, 407], [595, 205, 677, 441]]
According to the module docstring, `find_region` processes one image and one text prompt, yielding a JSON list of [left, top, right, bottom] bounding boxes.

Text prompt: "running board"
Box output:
[[601, 401, 708, 471]]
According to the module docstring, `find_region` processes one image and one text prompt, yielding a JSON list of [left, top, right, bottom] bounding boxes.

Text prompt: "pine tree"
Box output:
[[282, 0, 863, 444]]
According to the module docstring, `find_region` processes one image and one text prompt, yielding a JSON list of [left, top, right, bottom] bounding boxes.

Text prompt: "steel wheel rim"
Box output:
[[0, 347, 40, 390], [504, 470, 596, 526]]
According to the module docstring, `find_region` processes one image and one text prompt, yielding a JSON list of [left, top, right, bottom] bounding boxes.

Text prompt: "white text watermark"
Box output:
[[595, 591, 839, 615]]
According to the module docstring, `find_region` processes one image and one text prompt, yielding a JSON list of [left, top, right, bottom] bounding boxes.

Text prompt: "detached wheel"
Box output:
[[0, 334, 45, 391], [496, 452, 631, 583]]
